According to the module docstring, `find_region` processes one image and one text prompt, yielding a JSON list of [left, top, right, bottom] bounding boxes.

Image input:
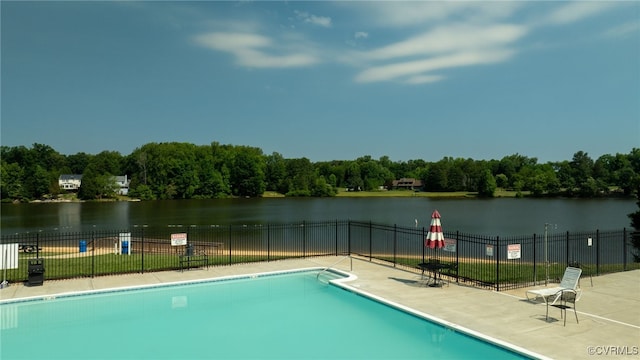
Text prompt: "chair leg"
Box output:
[[573, 303, 579, 324], [545, 301, 549, 321]]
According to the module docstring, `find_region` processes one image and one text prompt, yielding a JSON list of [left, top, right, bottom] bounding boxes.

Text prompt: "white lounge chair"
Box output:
[[526, 266, 582, 324]]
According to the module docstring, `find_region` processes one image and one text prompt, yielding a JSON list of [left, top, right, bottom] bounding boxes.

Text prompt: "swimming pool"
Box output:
[[1, 269, 540, 359]]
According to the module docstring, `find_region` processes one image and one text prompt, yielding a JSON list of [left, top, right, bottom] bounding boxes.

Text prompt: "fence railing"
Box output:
[[1, 220, 637, 291]]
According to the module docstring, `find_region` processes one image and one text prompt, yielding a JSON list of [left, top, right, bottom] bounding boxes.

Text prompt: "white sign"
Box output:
[[486, 245, 494, 257], [588, 237, 593, 247], [443, 239, 457, 252], [507, 244, 521, 260], [171, 233, 187, 246]]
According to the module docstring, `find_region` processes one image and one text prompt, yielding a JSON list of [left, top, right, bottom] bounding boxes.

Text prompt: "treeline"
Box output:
[[1, 142, 639, 201]]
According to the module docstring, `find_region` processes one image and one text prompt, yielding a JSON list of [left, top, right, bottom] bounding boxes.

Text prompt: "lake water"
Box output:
[[0, 197, 635, 236]]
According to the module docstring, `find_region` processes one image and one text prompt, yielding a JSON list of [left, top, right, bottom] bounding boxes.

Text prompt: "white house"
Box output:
[[59, 174, 83, 191], [113, 175, 131, 195]]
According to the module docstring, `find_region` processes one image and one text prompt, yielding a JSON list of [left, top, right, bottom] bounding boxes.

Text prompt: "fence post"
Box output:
[[369, 221, 372, 261], [566, 231, 570, 266], [596, 229, 600, 276], [335, 220, 338, 256], [228, 225, 232, 265], [267, 224, 271, 262], [623, 228, 628, 271], [533, 233, 537, 285], [495, 236, 500, 292], [91, 231, 95, 278], [422, 227, 426, 265], [302, 221, 306, 258], [393, 224, 397, 267], [455, 231, 459, 283], [348, 220, 352, 256], [141, 226, 145, 274]]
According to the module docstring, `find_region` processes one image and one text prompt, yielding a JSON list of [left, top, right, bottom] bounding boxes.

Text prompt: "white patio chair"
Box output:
[[525, 266, 582, 324]]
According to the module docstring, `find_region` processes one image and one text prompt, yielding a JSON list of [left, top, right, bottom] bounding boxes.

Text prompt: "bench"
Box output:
[[173, 243, 224, 255], [179, 254, 209, 272]]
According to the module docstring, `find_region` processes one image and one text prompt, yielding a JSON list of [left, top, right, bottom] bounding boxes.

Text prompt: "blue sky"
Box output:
[[2, 1, 639, 163]]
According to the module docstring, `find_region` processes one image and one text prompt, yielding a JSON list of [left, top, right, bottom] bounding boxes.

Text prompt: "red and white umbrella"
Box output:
[[425, 210, 445, 249]]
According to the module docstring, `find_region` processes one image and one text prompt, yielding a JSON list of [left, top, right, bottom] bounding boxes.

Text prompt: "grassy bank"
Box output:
[[335, 189, 529, 198]]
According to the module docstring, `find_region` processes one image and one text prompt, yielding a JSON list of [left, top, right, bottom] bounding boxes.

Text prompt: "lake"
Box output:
[[1, 197, 635, 236]]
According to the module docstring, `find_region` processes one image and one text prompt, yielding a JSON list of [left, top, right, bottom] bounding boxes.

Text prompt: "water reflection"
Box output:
[[1, 198, 635, 236], [57, 203, 81, 231]]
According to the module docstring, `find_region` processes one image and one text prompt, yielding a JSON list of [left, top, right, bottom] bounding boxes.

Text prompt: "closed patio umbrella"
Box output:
[[425, 210, 445, 249]]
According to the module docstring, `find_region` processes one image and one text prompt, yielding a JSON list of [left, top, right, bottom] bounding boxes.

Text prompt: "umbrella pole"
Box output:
[[544, 223, 549, 286]]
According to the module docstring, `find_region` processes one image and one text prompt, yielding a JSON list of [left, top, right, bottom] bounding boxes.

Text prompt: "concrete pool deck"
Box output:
[[1, 256, 639, 359]]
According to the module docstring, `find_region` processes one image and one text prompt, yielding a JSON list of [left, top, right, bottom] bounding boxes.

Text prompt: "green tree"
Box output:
[[311, 176, 337, 197], [1, 162, 25, 201], [265, 152, 287, 194], [230, 146, 266, 197], [92, 151, 123, 176], [78, 169, 100, 200], [285, 158, 315, 196], [424, 160, 448, 191], [571, 151, 595, 196], [193, 146, 229, 198], [495, 174, 508, 189], [66, 152, 91, 174], [344, 161, 363, 191], [24, 165, 51, 199], [477, 169, 497, 197], [357, 156, 394, 191], [130, 184, 155, 200]]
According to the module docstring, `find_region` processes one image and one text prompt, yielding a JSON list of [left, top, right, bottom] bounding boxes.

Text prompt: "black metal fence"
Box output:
[[1, 220, 637, 291]]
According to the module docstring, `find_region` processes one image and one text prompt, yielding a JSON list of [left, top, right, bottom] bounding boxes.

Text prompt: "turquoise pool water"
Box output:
[[1, 270, 535, 359]]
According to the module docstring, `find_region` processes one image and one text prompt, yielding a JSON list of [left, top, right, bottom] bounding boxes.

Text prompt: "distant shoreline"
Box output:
[[11, 189, 636, 204], [333, 189, 521, 198]]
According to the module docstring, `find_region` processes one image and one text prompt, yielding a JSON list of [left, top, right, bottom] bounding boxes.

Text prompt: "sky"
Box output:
[[1, 1, 639, 163]]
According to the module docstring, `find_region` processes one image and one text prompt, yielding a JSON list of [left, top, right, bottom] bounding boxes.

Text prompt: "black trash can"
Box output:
[[186, 243, 194, 256], [27, 259, 45, 286]]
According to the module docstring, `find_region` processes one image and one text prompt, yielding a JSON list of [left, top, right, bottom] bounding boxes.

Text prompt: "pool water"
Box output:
[[1, 270, 534, 359]]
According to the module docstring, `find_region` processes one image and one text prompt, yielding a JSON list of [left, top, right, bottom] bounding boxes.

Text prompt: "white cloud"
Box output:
[[351, 23, 526, 84], [349, 2, 524, 28], [355, 49, 514, 84], [308, 15, 332, 28], [602, 20, 640, 38], [189, 2, 631, 85], [354, 31, 369, 39], [294, 10, 332, 28], [193, 32, 319, 68], [544, 2, 617, 25], [365, 24, 527, 60]]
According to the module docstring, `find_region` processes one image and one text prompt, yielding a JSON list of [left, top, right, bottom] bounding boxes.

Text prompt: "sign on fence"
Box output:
[[171, 233, 187, 246], [443, 238, 456, 252], [486, 245, 494, 257], [507, 244, 521, 260]]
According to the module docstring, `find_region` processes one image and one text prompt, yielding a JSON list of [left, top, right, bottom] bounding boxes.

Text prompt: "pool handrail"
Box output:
[[317, 253, 352, 280]]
